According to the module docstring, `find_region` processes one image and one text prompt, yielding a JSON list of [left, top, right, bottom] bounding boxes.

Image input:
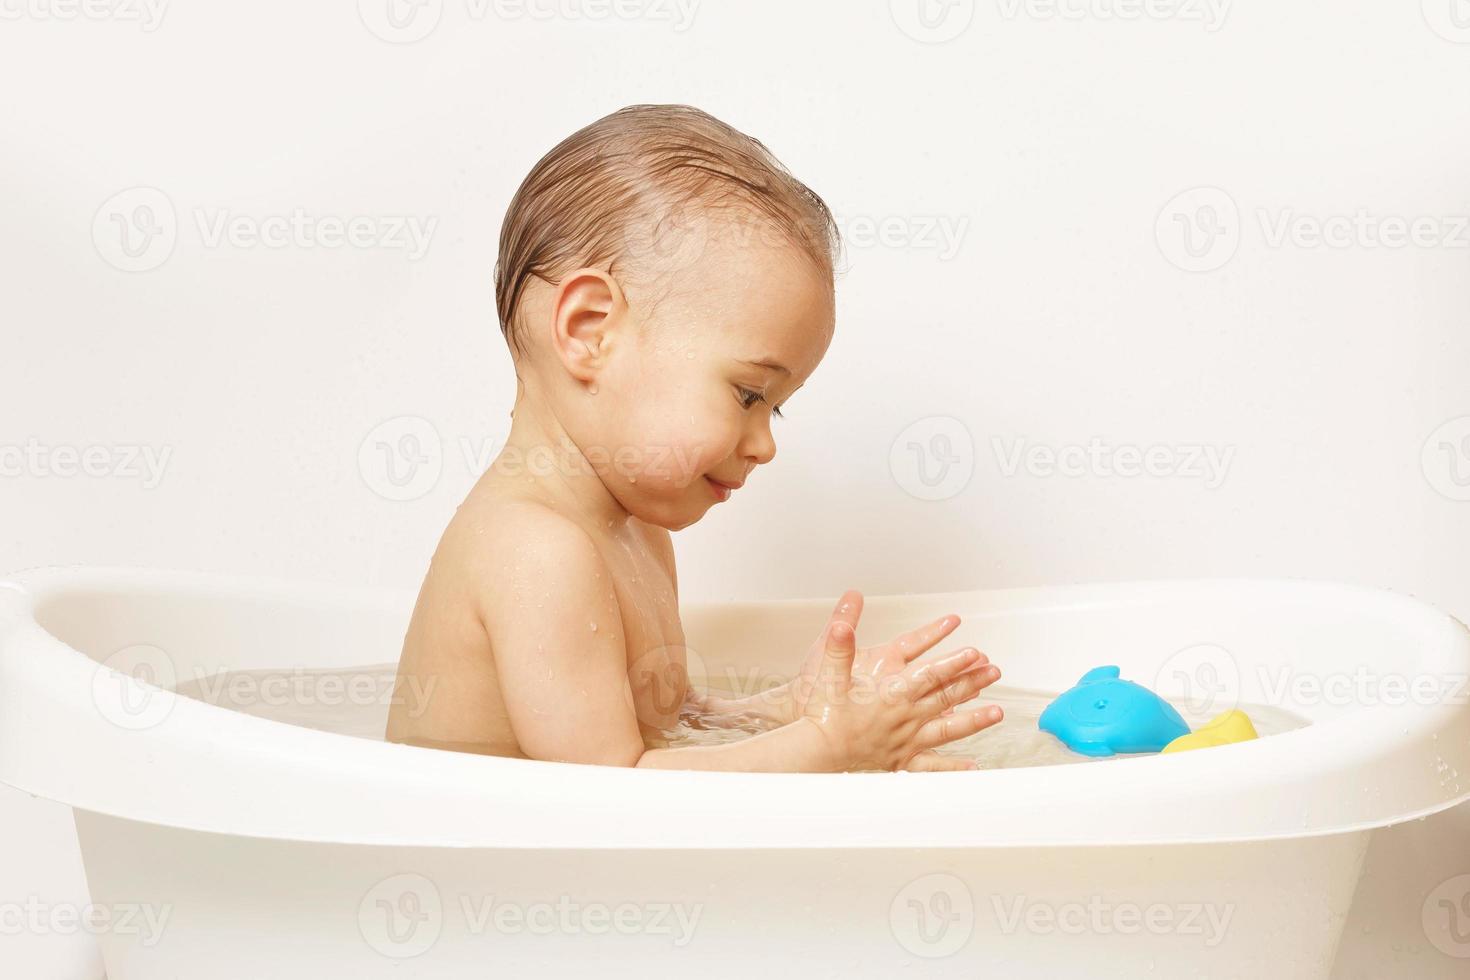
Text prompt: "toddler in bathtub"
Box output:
[[385, 104, 1003, 771]]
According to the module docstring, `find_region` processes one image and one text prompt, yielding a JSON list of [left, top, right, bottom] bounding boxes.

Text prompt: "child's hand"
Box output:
[[796, 616, 1003, 772], [786, 590, 990, 723]]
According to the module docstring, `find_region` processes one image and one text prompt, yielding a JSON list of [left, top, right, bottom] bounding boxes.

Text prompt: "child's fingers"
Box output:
[[826, 589, 864, 636], [886, 613, 963, 664], [902, 647, 982, 699], [902, 750, 978, 772], [916, 664, 1001, 714], [814, 620, 857, 698], [915, 704, 1004, 749]]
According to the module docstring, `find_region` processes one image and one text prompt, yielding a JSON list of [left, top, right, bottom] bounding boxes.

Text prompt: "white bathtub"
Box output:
[[1, 566, 1467, 979]]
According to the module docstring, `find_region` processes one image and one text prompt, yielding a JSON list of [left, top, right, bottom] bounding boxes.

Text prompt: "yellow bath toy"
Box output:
[[1161, 710, 1258, 754]]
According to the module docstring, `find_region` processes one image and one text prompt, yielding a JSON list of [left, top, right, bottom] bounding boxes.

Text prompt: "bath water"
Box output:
[[173, 664, 1309, 769]]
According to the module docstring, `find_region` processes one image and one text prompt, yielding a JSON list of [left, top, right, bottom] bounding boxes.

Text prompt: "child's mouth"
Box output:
[[704, 476, 736, 501]]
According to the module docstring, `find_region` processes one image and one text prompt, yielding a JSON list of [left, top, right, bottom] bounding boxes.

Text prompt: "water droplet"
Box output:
[[589, 384, 599, 394]]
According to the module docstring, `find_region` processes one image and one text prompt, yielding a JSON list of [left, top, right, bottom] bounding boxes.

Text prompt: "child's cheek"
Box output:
[[636, 392, 727, 493]]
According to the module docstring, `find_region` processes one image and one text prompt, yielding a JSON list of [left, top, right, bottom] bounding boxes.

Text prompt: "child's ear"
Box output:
[[550, 268, 624, 382]]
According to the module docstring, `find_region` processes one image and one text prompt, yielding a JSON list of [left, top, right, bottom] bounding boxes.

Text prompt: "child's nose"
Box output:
[[741, 419, 776, 466]]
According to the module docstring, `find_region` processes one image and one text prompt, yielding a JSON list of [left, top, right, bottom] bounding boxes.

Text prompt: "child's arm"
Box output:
[[685, 685, 796, 727], [480, 508, 999, 772]]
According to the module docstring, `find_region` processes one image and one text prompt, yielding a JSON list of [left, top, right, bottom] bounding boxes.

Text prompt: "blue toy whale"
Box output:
[[1038, 666, 1190, 757]]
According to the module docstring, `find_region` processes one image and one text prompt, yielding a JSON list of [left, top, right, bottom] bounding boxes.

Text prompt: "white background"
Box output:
[[1, 1, 1467, 976]]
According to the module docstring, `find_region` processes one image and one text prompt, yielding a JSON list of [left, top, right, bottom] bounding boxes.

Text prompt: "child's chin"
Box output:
[[625, 496, 705, 532]]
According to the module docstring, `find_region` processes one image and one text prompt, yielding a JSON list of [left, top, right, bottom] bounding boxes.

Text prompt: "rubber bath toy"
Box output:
[[1038, 666, 1190, 757], [1162, 709, 1258, 754]]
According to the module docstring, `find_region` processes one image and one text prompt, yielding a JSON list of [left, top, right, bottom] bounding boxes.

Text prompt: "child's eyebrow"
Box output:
[[737, 357, 791, 376]]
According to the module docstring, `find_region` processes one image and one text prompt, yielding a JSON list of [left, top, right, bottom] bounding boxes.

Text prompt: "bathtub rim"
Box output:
[[1, 563, 1468, 851]]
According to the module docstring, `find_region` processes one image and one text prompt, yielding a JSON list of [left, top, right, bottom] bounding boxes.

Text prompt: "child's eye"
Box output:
[[736, 386, 786, 418]]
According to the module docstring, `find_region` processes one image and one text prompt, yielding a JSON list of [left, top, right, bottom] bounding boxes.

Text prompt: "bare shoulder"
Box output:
[[450, 493, 607, 588]]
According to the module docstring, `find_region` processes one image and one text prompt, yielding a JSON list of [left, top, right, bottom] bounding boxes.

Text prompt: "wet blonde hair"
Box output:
[[493, 104, 840, 361]]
